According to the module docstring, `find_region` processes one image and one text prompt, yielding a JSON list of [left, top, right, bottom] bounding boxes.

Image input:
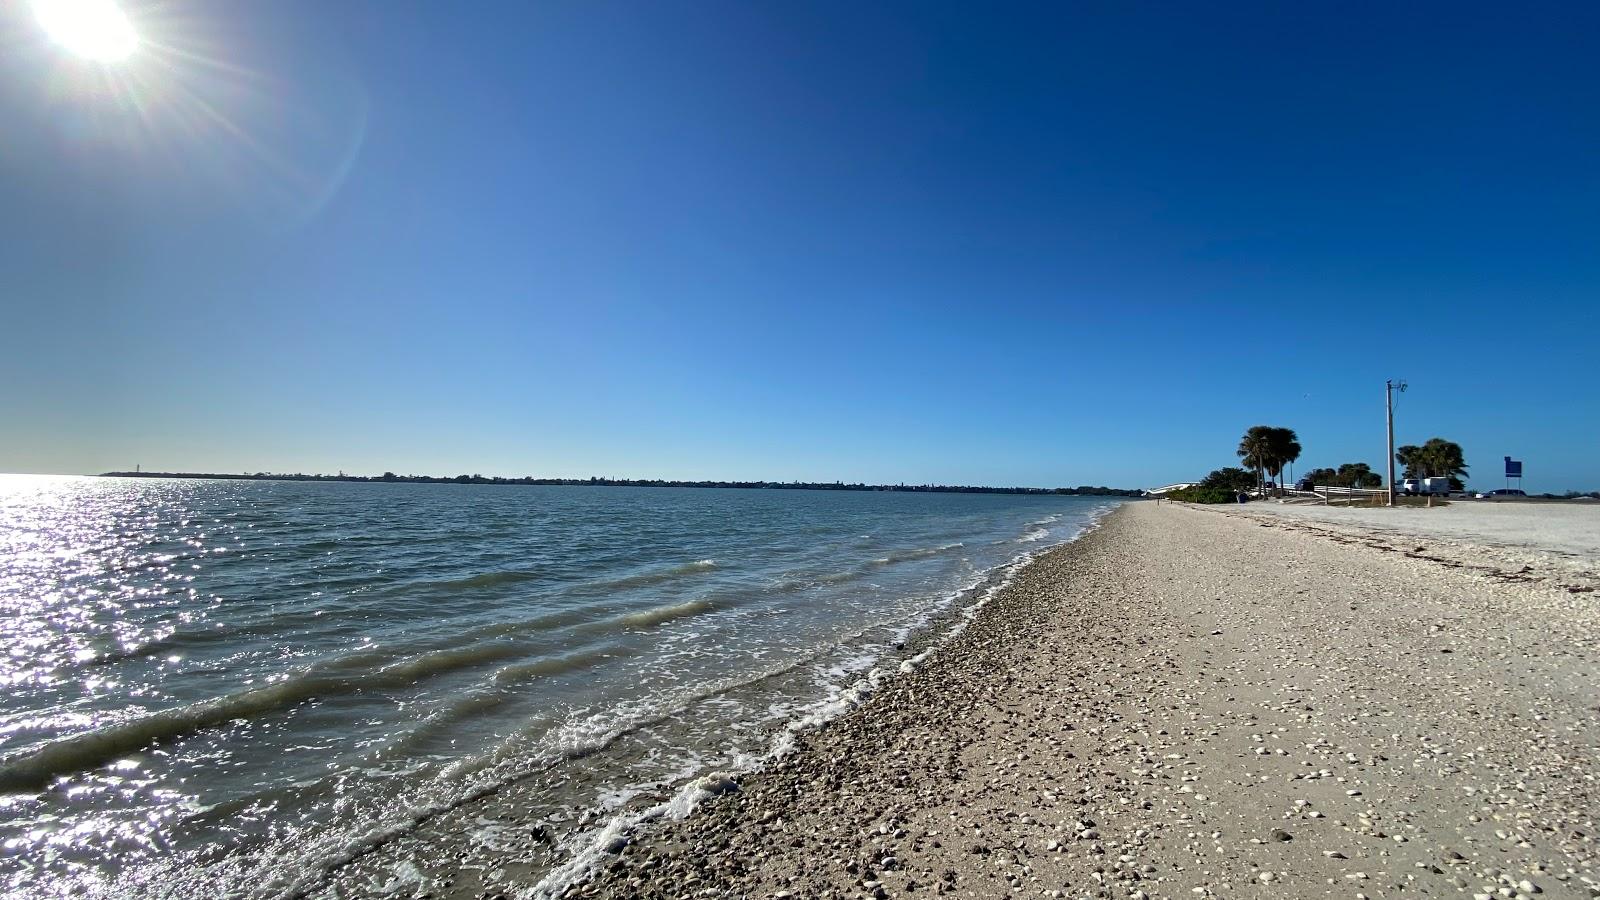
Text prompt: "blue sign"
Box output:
[[1505, 457, 1523, 477]]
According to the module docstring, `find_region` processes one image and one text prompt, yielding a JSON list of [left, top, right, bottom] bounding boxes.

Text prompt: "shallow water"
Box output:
[[0, 475, 1116, 898]]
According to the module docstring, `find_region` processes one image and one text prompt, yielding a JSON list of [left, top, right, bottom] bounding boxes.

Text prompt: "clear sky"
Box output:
[[3, 1, 1596, 490]]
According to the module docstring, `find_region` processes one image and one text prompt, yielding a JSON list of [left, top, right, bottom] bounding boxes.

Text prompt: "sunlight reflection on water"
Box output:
[[0, 474, 1114, 897]]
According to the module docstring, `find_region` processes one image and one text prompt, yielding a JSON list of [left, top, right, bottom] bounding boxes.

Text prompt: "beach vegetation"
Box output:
[[1199, 467, 1257, 493], [1165, 485, 1241, 504], [1301, 467, 1336, 487]]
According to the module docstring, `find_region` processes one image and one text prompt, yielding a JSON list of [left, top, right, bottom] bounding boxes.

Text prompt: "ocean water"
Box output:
[[0, 475, 1117, 898]]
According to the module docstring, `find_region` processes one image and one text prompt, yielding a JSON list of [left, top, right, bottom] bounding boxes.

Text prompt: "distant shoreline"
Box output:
[[95, 471, 1143, 497]]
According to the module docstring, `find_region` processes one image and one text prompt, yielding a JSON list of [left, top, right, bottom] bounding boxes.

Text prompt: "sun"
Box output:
[[31, 0, 139, 62]]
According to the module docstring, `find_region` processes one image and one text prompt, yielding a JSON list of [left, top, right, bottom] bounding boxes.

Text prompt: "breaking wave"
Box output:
[[0, 641, 537, 792], [871, 542, 965, 565], [615, 599, 717, 628], [417, 570, 544, 592], [584, 559, 718, 593]]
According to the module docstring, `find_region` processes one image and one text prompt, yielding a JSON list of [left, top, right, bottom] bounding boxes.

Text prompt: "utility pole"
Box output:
[[1386, 379, 1406, 507]]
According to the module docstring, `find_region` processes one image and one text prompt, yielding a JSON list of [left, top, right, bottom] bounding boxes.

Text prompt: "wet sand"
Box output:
[[571, 501, 1599, 899]]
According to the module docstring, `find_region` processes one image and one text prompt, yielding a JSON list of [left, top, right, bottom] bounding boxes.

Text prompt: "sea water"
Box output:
[[0, 475, 1117, 898]]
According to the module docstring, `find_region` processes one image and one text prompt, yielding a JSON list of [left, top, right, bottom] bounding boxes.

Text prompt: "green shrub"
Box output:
[[1198, 467, 1256, 492], [1165, 485, 1241, 504]]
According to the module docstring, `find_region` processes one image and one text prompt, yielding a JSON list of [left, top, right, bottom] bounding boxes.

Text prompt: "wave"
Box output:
[[767, 567, 865, 594], [576, 559, 718, 594], [871, 542, 965, 565], [490, 647, 622, 687], [768, 541, 970, 594], [615, 599, 716, 628], [526, 505, 1124, 898], [232, 666, 782, 898], [1016, 514, 1064, 542], [370, 648, 628, 760], [88, 612, 327, 667], [296, 539, 344, 553], [113, 505, 1125, 900], [291, 590, 969, 898], [0, 641, 540, 792], [368, 642, 527, 682], [87, 560, 719, 671], [136, 646, 632, 836], [16, 501, 1127, 898], [418, 570, 544, 592], [88, 581, 535, 669], [228, 639, 884, 898]]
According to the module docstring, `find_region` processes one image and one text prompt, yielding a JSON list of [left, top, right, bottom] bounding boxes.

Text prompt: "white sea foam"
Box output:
[[371, 860, 428, 896]]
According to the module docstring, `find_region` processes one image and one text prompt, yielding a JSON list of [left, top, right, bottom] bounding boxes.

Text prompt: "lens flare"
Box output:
[[31, 0, 139, 62]]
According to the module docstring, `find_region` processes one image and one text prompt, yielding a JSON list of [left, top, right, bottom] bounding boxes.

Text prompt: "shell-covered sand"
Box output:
[[572, 501, 1599, 899]]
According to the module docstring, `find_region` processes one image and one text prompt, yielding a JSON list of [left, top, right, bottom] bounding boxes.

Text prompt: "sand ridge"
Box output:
[[573, 501, 1599, 899]]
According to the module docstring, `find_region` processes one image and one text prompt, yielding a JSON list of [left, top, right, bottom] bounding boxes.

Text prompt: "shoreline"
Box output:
[[567, 505, 1144, 899], [302, 504, 1124, 900], [567, 501, 1599, 899], [517, 511, 1122, 899]]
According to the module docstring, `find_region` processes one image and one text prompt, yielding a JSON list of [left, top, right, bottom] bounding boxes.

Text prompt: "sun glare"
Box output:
[[32, 0, 139, 62]]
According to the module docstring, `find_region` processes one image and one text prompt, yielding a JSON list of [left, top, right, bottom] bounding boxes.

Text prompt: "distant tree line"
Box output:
[[98, 471, 1143, 497], [1169, 427, 1600, 502], [1167, 425, 1480, 504], [1298, 462, 1383, 489]]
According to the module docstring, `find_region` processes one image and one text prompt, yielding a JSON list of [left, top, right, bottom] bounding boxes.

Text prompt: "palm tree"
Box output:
[[1396, 438, 1469, 488], [1237, 426, 1273, 493], [1266, 427, 1301, 490], [1237, 425, 1302, 492]]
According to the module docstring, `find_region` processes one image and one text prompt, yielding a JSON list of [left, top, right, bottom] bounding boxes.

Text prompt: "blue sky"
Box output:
[[3, 1, 1596, 490]]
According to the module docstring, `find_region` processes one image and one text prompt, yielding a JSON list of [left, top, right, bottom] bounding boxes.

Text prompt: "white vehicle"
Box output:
[[1398, 477, 1452, 496]]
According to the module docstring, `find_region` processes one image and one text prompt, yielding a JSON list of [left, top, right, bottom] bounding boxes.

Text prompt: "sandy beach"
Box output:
[[1228, 501, 1600, 591], [568, 501, 1599, 900]]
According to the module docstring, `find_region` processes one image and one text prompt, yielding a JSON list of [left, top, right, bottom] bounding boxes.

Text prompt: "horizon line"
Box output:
[[86, 470, 1146, 496]]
